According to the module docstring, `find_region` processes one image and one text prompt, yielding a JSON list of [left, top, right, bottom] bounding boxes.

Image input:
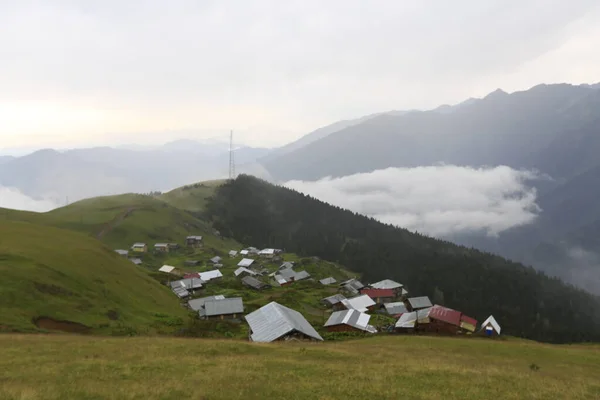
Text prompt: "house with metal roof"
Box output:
[[131, 243, 147, 253], [360, 288, 396, 304], [259, 248, 281, 258], [395, 311, 417, 330], [241, 276, 271, 290], [234, 267, 257, 277], [384, 302, 408, 316], [319, 277, 337, 285], [406, 296, 433, 311], [417, 305, 464, 334], [172, 286, 190, 298], [237, 258, 255, 268], [340, 279, 365, 295], [229, 250, 238, 257], [479, 315, 501, 336], [115, 249, 129, 257], [321, 294, 347, 309], [210, 256, 222, 264], [245, 301, 323, 343], [460, 314, 478, 333], [198, 269, 223, 281], [130, 258, 142, 265], [185, 235, 203, 248], [273, 274, 291, 286], [188, 295, 226, 311], [293, 270, 311, 281], [170, 277, 204, 292], [240, 249, 249, 256], [341, 294, 376, 313], [158, 265, 177, 274], [200, 297, 244, 320], [154, 243, 170, 253], [279, 261, 294, 270], [370, 279, 403, 290], [324, 310, 377, 333]]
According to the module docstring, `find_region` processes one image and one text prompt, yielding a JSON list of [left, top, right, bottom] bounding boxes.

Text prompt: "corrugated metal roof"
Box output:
[[198, 269, 223, 281], [408, 296, 432, 310], [173, 287, 189, 298], [294, 270, 311, 281], [240, 250, 249, 255], [170, 278, 204, 291], [245, 301, 323, 342], [259, 248, 276, 255], [210, 256, 222, 263], [370, 279, 403, 290], [278, 268, 296, 280], [273, 275, 288, 285], [186, 236, 203, 240], [115, 249, 129, 255], [341, 295, 376, 312], [429, 305, 461, 326], [360, 288, 395, 299], [234, 267, 256, 277], [395, 311, 417, 328], [340, 279, 365, 290], [204, 297, 244, 316], [324, 309, 373, 332], [229, 250, 238, 256], [416, 307, 433, 323], [319, 277, 337, 285], [279, 262, 294, 269], [384, 302, 408, 315], [241, 276, 269, 289], [130, 258, 142, 265], [322, 294, 346, 305], [480, 315, 501, 334], [132, 243, 146, 247], [460, 314, 478, 327], [188, 295, 226, 311], [155, 243, 169, 247], [237, 258, 255, 267], [401, 288, 408, 296], [158, 265, 176, 273]]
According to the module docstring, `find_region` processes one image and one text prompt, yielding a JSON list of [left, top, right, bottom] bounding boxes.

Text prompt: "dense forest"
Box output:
[[204, 175, 600, 343]]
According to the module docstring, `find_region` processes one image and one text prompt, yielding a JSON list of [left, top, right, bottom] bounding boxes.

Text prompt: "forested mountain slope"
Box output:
[[205, 175, 600, 343]]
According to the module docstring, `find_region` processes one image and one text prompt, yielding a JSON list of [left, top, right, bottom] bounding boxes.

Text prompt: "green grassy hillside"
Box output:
[[0, 220, 187, 334], [158, 179, 224, 212], [1, 334, 599, 400]]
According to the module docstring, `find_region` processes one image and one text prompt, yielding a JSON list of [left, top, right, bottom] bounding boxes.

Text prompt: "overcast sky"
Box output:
[[1, 0, 599, 151]]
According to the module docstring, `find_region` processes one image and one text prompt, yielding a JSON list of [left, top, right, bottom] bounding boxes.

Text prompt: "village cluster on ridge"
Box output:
[[116, 236, 502, 342]]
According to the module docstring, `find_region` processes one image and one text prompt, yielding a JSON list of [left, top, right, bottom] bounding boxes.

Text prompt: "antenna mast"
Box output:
[[228, 130, 235, 180]]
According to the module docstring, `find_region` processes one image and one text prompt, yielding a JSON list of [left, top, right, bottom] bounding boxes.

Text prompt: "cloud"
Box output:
[[0, 186, 60, 212], [0, 1, 599, 148], [563, 246, 600, 294], [284, 165, 541, 237]]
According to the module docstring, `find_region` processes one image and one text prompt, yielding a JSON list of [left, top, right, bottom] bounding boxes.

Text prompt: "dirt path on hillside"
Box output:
[[95, 207, 137, 240], [34, 317, 91, 333]]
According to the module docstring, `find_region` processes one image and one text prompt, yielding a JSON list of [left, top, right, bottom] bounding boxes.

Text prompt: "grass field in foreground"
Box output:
[[1, 335, 599, 400]]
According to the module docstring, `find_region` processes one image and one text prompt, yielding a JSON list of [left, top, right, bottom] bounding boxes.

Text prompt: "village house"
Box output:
[[324, 309, 377, 333], [416, 305, 465, 335], [460, 314, 478, 333], [188, 295, 225, 311], [339, 279, 365, 295], [341, 294, 376, 313], [210, 256, 222, 265], [130, 258, 142, 265], [239, 249, 249, 256], [406, 296, 433, 311], [115, 249, 129, 257], [258, 248, 277, 258], [237, 258, 255, 268], [321, 294, 347, 310], [154, 243, 170, 253], [241, 276, 271, 291], [200, 297, 244, 320], [234, 267, 257, 277], [360, 288, 396, 304], [228, 250, 238, 257], [158, 265, 178, 275], [170, 277, 204, 292], [131, 243, 147, 253], [168, 243, 180, 251], [198, 269, 223, 282], [369, 279, 405, 297], [479, 315, 501, 337], [394, 311, 417, 332], [279, 261, 294, 270], [319, 277, 337, 285], [186, 235, 203, 248], [384, 301, 409, 316], [245, 301, 323, 343]]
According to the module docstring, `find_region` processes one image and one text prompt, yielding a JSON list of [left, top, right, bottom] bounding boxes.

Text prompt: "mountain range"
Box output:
[[2, 82, 600, 293]]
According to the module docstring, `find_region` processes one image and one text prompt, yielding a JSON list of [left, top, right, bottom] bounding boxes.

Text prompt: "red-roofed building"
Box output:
[[360, 288, 396, 304], [460, 314, 478, 333], [418, 305, 463, 334], [183, 273, 200, 279]]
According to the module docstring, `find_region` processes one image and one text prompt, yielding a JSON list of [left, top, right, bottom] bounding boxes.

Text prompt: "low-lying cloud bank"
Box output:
[[0, 186, 60, 212], [284, 165, 541, 237]]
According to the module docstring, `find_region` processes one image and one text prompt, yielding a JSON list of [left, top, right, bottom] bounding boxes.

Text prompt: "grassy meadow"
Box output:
[[1, 334, 599, 400]]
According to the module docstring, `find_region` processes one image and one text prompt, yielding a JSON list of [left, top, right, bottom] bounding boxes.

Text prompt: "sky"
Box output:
[[285, 166, 541, 237], [1, 0, 600, 151]]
